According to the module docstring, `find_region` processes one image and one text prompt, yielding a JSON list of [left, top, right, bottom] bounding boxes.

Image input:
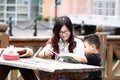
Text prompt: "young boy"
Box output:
[[82, 34, 102, 80]]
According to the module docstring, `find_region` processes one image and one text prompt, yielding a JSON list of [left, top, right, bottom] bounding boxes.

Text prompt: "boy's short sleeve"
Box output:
[[86, 54, 101, 66]]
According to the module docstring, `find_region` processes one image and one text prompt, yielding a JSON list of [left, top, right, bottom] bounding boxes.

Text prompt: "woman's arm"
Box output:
[[37, 44, 53, 59], [72, 54, 88, 63]]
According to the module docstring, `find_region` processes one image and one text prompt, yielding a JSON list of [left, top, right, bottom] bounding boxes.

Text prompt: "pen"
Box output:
[[33, 47, 42, 57], [48, 49, 58, 56]]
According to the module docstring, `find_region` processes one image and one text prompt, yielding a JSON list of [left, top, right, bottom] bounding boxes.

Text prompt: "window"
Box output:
[[93, 0, 115, 16], [7, 0, 15, 4], [39, 0, 43, 5], [7, 7, 15, 11], [0, 13, 4, 17], [17, 0, 28, 4], [39, 7, 42, 13], [39, 0, 43, 15], [17, 14, 27, 19], [7, 13, 15, 18], [0, 19, 4, 22], [17, 7, 28, 12], [0, 0, 5, 4], [22, 0, 28, 4], [0, 6, 4, 11]]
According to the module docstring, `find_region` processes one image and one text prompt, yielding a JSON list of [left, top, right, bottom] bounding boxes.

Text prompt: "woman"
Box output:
[[37, 16, 85, 80], [37, 16, 85, 61]]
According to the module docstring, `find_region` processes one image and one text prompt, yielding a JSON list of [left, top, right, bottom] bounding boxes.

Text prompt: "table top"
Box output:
[[0, 57, 104, 73]]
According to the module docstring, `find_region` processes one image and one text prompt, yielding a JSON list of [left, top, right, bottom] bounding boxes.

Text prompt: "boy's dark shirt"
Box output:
[[84, 53, 102, 80]]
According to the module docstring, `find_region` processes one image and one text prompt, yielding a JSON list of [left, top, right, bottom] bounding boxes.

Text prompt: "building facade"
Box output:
[[0, 0, 39, 25], [42, 0, 88, 19], [42, 0, 120, 28]]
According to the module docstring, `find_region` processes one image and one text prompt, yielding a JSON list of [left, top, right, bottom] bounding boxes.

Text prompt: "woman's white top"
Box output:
[[39, 37, 85, 60], [58, 38, 85, 56]]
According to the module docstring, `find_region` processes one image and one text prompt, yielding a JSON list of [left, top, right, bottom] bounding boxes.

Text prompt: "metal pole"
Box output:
[[33, 19, 37, 36], [9, 17, 13, 36], [55, 0, 57, 20], [81, 21, 85, 35]]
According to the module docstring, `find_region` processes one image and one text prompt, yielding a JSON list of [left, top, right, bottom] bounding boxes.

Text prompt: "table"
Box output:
[[0, 57, 104, 80]]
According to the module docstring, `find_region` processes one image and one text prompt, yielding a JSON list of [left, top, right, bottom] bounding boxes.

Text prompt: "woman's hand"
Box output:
[[44, 50, 53, 57]]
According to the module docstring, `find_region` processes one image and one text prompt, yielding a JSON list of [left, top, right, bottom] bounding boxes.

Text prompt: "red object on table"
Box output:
[[2, 51, 19, 60], [2, 53, 19, 60]]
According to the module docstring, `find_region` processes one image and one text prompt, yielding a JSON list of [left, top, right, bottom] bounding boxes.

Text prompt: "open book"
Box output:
[[59, 55, 80, 63], [49, 50, 80, 63]]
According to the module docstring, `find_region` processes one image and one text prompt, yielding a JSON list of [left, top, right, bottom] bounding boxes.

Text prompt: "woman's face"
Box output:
[[59, 25, 71, 42]]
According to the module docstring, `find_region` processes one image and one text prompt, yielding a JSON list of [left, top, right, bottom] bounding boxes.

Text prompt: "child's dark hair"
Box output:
[[83, 34, 101, 49]]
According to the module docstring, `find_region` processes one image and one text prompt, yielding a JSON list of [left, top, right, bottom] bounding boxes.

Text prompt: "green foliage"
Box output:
[[43, 17, 49, 21], [36, 15, 42, 21], [36, 16, 55, 22]]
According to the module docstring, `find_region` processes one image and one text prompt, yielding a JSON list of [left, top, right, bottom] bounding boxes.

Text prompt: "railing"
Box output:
[[104, 36, 120, 80], [9, 36, 51, 47]]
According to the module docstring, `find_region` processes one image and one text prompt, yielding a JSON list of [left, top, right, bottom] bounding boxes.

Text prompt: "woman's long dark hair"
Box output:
[[51, 16, 76, 55]]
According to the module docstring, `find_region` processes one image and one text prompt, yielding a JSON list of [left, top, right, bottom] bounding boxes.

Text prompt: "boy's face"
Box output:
[[84, 41, 95, 54]]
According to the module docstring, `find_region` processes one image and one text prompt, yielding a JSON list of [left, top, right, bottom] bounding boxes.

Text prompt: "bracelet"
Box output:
[[44, 52, 47, 57]]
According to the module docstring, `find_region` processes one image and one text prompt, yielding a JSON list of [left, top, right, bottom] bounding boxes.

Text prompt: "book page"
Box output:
[[59, 55, 80, 63]]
